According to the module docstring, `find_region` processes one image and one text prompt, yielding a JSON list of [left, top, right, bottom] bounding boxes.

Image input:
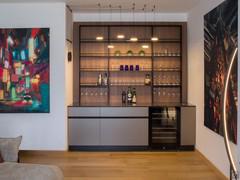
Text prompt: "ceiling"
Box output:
[[0, 0, 201, 13], [67, 0, 202, 13]]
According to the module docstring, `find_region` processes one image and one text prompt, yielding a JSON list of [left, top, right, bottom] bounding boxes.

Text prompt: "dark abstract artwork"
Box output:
[[0, 28, 49, 113], [204, 0, 238, 143]]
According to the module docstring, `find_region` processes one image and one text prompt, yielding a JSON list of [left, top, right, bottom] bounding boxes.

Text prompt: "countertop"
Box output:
[[68, 102, 195, 107]]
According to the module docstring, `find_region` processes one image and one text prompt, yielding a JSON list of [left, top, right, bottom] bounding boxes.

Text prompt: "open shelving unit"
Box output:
[[75, 24, 187, 107]]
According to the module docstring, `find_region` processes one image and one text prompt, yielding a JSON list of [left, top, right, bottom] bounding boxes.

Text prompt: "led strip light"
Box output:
[[222, 48, 238, 179]]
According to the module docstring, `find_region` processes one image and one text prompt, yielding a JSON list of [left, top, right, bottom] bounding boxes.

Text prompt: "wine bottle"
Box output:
[[103, 73, 108, 86], [132, 87, 137, 104], [122, 91, 126, 104], [127, 86, 132, 104]]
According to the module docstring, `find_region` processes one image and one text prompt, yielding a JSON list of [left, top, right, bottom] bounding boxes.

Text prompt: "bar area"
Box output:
[[69, 23, 196, 151]]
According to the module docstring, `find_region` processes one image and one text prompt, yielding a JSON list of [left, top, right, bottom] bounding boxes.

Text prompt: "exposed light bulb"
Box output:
[[151, 37, 159, 41], [96, 36, 104, 40], [130, 37, 138, 42], [117, 34, 125, 39]]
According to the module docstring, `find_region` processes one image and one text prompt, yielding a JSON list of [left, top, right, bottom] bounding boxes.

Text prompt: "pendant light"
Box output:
[[108, 4, 114, 49], [142, 4, 149, 49], [130, 3, 138, 42], [96, 3, 104, 41], [117, 5, 125, 39], [151, 5, 159, 42]]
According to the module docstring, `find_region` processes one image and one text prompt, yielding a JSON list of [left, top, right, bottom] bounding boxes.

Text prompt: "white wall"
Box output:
[[73, 12, 188, 22], [66, 7, 73, 106], [0, 3, 67, 150], [188, 0, 238, 177]]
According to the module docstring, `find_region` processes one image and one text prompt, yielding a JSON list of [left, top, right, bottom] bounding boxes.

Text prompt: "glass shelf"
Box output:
[[153, 68, 181, 72], [80, 53, 152, 58], [110, 69, 152, 72], [153, 39, 181, 43], [80, 39, 181, 43], [79, 68, 152, 72], [153, 84, 181, 87], [110, 83, 151, 87], [153, 54, 181, 58], [80, 84, 108, 88], [80, 68, 108, 72]]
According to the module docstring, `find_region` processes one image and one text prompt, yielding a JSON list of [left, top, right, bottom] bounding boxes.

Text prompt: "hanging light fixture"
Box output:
[[108, 4, 114, 48], [151, 5, 159, 42], [117, 5, 125, 39], [96, 3, 104, 41], [142, 4, 149, 49], [130, 3, 138, 42]]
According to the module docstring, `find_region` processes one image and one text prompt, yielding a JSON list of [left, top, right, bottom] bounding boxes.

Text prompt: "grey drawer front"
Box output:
[[101, 118, 148, 146], [68, 107, 100, 117], [100, 107, 148, 117], [69, 118, 100, 145]]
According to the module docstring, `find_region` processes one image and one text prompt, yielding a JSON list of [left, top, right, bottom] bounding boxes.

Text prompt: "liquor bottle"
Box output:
[[127, 86, 132, 104], [103, 73, 108, 86], [97, 73, 102, 86], [122, 91, 126, 104], [132, 87, 137, 104]]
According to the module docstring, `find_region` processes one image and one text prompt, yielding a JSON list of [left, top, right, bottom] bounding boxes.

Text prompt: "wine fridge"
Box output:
[[149, 107, 180, 149]]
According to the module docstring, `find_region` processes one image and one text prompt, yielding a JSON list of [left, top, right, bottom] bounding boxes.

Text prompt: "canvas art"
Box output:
[[204, 0, 238, 143], [0, 28, 49, 113]]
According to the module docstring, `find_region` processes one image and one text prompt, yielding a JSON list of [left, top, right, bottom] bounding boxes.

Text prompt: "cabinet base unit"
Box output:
[[149, 107, 180, 150], [180, 106, 196, 148], [68, 105, 196, 151], [68, 107, 149, 148]]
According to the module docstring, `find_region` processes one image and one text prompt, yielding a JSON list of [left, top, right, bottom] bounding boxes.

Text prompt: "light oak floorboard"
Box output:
[[19, 151, 227, 180]]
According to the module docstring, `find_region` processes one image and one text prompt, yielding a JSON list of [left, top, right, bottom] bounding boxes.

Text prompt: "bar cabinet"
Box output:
[[69, 22, 195, 150]]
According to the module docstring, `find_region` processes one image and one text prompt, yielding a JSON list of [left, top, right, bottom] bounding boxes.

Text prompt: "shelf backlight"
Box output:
[[142, 45, 149, 49], [117, 34, 125, 39], [96, 36, 104, 40], [108, 45, 114, 49], [151, 37, 159, 41], [130, 37, 138, 42]]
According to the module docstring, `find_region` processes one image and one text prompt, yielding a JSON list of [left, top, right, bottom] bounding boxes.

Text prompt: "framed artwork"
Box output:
[[204, 0, 238, 143], [0, 28, 49, 113]]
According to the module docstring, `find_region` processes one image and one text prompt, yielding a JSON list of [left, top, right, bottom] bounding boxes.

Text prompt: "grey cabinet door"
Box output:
[[100, 107, 148, 117], [180, 106, 196, 146], [100, 118, 148, 146], [69, 118, 100, 146], [68, 107, 100, 117]]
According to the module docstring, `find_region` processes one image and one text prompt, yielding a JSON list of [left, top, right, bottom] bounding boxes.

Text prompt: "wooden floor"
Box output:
[[20, 151, 227, 180]]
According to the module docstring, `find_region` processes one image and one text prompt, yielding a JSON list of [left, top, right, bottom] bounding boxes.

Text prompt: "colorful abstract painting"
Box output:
[[0, 28, 49, 113], [204, 0, 238, 143]]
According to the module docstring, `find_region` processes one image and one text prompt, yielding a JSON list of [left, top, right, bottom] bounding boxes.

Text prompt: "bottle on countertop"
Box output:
[[127, 86, 132, 104], [122, 91, 126, 104], [103, 73, 108, 86], [132, 87, 137, 104]]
